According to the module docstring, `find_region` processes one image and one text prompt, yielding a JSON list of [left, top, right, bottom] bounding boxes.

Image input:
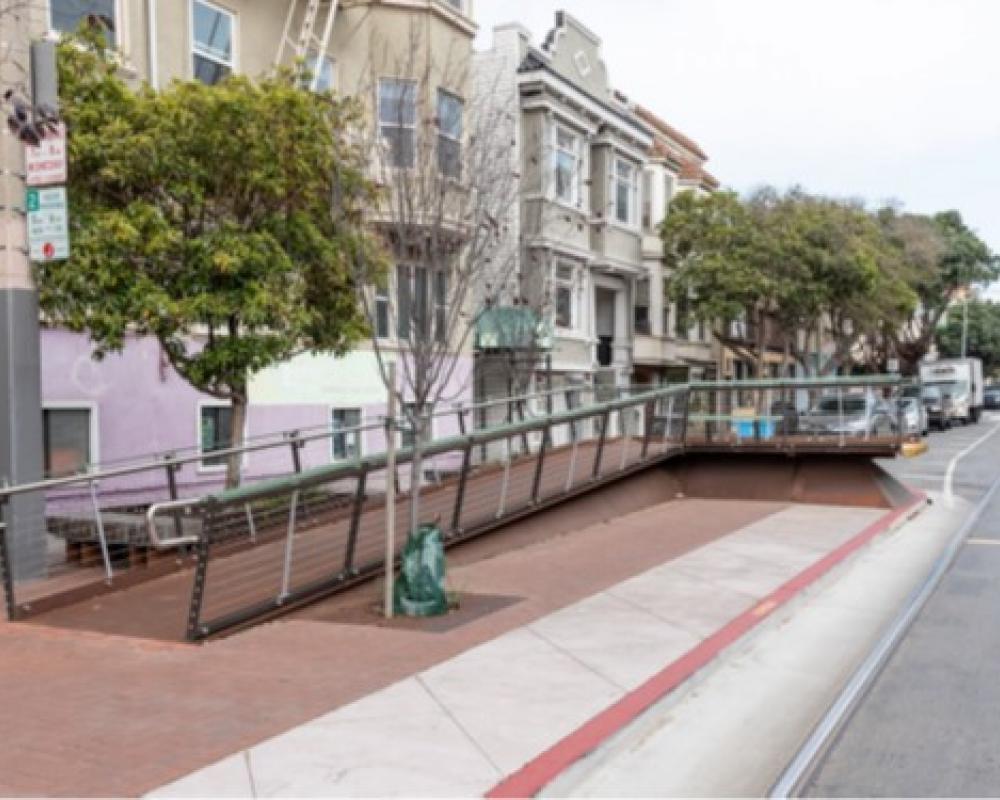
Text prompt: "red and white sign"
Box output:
[[25, 124, 67, 186]]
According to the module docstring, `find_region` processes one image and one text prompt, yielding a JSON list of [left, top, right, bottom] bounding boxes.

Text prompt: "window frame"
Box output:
[[396, 264, 448, 342], [553, 124, 581, 207], [41, 401, 99, 475], [436, 88, 463, 179], [305, 50, 336, 93], [634, 278, 651, 336], [330, 407, 363, 462], [612, 156, 639, 228], [197, 399, 239, 473], [190, 0, 237, 85], [374, 282, 391, 340], [553, 261, 578, 332], [49, 0, 119, 44], [378, 77, 418, 169]]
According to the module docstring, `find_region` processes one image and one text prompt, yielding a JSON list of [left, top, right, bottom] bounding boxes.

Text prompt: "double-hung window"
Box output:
[[554, 263, 576, 330], [331, 408, 362, 461], [50, 0, 116, 42], [437, 89, 463, 179], [613, 157, 638, 226], [634, 279, 651, 335], [397, 265, 448, 342], [374, 283, 390, 339], [199, 403, 233, 468], [554, 126, 580, 205], [379, 78, 416, 169], [192, 0, 234, 85], [43, 406, 94, 476]]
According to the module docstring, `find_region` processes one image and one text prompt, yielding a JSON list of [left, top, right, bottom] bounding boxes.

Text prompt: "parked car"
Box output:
[[800, 394, 898, 437], [896, 397, 929, 437], [921, 385, 952, 430], [985, 386, 1000, 410]]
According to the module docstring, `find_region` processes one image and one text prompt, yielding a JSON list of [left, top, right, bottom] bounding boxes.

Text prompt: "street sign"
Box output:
[[25, 124, 67, 186], [26, 186, 69, 261]]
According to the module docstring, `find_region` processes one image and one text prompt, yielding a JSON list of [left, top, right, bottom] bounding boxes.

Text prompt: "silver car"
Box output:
[[896, 397, 929, 437], [800, 394, 899, 437]]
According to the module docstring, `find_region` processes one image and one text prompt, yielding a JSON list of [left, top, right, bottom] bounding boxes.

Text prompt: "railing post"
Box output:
[[0, 508, 17, 622], [185, 518, 211, 642], [450, 444, 473, 535], [641, 400, 654, 459], [287, 432, 303, 473], [244, 504, 257, 544], [531, 423, 551, 504], [565, 419, 579, 492], [592, 410, 610, 479], [838, 386, 845, 448], [343, 466, 368, 575], [680, 389, 691, 449], [88, 480, 113, 583], [278, 489, 299, 603], [517, 399, 530, 454], [163, 455, 184, 543], [496, 436, 512, 518], [455, 403, 467, 436], [619, 408, 629, 470]]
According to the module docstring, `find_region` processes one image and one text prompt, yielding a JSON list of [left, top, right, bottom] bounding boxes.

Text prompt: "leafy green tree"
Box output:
[[936, 300, 1000, 378], [35, 31, 382, 486], [883, 209, 999, 374]]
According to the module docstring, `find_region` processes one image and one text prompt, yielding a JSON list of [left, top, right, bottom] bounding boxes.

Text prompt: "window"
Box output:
[[192, 0, 234, 85], [554, 126, 579, 205], [434, 270, 448, 344], [662, 303, 671, 338], [397, 265, 447, 341], [613, 158, 638, 226], [641, 169, 653, 231], [50, 0, 116, 42], [554, 263, 576, 330], [379, 78, 416, 168], [664, 173, 676, 210], [305, 51, 335, 92], [331, 408, 361, 461], [199, 404, 232, 468], [43, 407, 93, 476], [634, 279, 651, 335], [375, 283, 390, 338], [675, 296, 689, 341], [437, 89, 463, 179]]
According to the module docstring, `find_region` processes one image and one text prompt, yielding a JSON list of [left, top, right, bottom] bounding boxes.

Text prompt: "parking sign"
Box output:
[[26, 186, 70, 261]]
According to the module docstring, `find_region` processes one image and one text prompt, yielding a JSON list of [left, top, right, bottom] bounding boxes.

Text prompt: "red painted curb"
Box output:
[[485, 491, 927, 799]]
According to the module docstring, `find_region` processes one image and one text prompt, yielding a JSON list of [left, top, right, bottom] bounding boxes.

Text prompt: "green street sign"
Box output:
[[26, 186, 69, 261]]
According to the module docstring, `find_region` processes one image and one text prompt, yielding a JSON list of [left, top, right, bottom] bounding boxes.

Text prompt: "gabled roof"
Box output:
[[633, 105, 708, 162]]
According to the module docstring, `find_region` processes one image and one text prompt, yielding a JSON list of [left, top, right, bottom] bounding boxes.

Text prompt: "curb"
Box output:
[[486, 491, 928, 798]]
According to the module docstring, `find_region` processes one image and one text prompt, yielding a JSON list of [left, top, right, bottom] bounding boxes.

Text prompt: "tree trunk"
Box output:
[[407, 411, 425, 539], [225, 394, 247, 489]]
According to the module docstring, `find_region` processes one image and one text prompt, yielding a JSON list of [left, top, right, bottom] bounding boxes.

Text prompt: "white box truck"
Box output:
[[919, 357, 985, 425]]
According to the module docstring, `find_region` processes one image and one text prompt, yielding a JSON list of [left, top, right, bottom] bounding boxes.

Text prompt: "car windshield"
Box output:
[[926, 380, 968, 397], [815, 397, 867, 414], [922, 386, 942, 400], [895, 398, 916, 410]]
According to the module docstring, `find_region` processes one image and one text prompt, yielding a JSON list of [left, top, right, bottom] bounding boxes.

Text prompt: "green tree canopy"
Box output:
[[936, 300, 1000, 378], [36, 31, 383, 485]]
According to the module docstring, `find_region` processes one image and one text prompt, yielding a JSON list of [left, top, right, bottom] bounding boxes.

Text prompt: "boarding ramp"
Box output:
[[0, 376, 903, 641]]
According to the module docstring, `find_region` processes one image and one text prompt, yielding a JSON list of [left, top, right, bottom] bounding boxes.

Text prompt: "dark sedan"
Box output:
[[986, 387, 1000, 410]]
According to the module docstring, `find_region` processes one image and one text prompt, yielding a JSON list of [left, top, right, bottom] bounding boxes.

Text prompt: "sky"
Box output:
[[474, 0, 1000, 297]]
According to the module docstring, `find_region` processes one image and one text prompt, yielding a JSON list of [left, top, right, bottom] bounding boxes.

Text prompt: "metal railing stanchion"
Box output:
[[88, 480, 113, 583], [619, 408, 629, 471], [278, 489, 299, 603], [496, 435, 512, 519], [565, 419, 579, 492], [244, 504, 257, 544]]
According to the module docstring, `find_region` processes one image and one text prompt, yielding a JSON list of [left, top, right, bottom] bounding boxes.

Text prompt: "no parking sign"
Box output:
[[26, 186, 69, 261]]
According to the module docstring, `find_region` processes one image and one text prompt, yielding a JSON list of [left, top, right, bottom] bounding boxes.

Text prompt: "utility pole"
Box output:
[[0, 4, 46, 580]]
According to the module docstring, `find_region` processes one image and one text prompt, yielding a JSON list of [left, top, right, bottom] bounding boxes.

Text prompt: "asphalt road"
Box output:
[[803, 412, 1000, 797]]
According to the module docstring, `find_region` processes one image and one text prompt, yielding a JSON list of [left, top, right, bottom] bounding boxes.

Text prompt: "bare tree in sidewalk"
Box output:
[[347, 24, 521, 537]]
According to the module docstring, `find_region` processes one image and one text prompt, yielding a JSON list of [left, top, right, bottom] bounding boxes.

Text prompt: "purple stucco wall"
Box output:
[[39, 328, 472, 498]]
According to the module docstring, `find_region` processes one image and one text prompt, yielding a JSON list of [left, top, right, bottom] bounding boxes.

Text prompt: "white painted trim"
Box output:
[[517, 71, 653, 148], [42, 400, 100, 468], [146, 0, 159, 88], [329, 405, 365, 462], [190, 0, 237, 81]]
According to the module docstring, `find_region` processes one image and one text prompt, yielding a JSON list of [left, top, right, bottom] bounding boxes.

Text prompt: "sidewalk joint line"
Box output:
[[243, 750, 258, 799], [414, 674, 505, 778], [525, 622, 628, 693]]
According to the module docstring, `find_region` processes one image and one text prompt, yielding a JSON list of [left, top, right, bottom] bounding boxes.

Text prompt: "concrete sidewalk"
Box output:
[[152, 502, 890, 798]]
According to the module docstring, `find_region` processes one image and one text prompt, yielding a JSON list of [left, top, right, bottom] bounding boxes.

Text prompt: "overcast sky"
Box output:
[[474, 0, 1000, 296]]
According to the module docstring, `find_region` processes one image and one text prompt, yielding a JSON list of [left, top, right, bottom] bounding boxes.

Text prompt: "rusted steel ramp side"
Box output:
[[21, 453, 913, 643]]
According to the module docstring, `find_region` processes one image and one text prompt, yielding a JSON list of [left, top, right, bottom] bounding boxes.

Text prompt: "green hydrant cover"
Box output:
[[393, 524, 449, 617]]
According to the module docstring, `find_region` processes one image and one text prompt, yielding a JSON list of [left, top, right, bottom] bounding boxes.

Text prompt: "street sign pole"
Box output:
[[0, 33, 61, 582]]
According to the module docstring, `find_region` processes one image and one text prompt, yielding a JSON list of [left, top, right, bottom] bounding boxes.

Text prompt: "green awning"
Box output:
[[475, 306, 552, 351]]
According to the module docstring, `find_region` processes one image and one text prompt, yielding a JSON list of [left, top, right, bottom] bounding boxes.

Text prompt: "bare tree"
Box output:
[[348, 23, 522, 537]]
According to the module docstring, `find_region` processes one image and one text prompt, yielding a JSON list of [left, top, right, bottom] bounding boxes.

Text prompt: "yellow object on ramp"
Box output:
[[902, 440, 929, 458]]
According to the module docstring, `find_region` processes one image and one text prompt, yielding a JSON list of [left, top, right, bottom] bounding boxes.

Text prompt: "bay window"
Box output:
[[613, 157, 638, 226], [437, 89, 463, 179], [554, 125, 580, 205], [379, 78, 416, 168]]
